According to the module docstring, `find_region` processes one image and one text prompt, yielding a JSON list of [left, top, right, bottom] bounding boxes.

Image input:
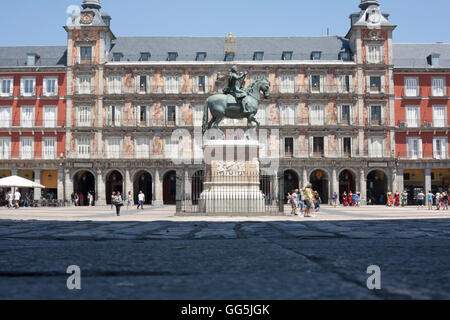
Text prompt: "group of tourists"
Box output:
[[426, 191, 449, 211], [286, 184, 321, 218], [111, 190, 146, 216], [71, 192, 95, 207], [340, 191, 362, 207], [2, 190, 28, 209], [386, 191, 409, 207]]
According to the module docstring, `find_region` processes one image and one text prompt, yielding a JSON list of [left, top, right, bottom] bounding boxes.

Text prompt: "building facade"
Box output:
[[0, 0, 449, 206]]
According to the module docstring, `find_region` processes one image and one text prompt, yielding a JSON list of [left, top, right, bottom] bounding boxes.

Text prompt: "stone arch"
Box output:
[[133, 170, 153, 205], [367, 169, 388, 205], [105, 170, 124, 204], [309, 169, 330, 204], [338, 169, 357, 199], [284, 170, 300, 202], [72, 169, 96, 206], [163, 170, 177, 205]]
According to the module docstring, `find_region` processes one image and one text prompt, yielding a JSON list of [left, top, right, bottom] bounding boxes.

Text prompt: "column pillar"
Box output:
[[153, 169, 163, 206], [64, 169, 73, 204], [302, 167, 308, 187], [176, 170, 183, 213], [391, 168, 398, 194], [425, 168, 432, 205], [34, 170, 41, 201], [125, 168, 133, 201], [184, 170, 192, 206], [57, 168, 64, 202], [331, 168, 338, 202], [360, 168, 367, 205], [96, 169, 106, 206], [397, 168, 404, 193], [272, 171, 279, 206]]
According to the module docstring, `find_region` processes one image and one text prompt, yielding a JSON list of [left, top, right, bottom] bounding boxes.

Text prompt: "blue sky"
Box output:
[[0, 0, 449, 46]]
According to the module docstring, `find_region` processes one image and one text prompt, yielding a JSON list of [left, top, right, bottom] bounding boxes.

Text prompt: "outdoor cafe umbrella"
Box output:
[[0, 176, 45, 190]]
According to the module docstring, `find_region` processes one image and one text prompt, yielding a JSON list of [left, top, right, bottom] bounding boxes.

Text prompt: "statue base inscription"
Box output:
[[199, 140, 266, 214]]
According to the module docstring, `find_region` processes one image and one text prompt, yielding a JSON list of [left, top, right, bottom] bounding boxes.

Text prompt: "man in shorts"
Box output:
[[304, 184, 314, 217], [417, 190, 425, 209]]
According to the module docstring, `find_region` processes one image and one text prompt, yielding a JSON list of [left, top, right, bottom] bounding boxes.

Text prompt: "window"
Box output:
[[224, 52, 235, 62], [196, 52, 207, 61], [0, 78, 13, 97], [370, 106, 382, 125], [43, 77, 58, 96], [167, 52, 178, 61], [137, 106, 147, 126], [20, 137, 34, 159], [367, 45, 382, 63], [310, 105, 325, 125], [194, 105, 203, 127], [282, 51, 293, 61], [21, 106, 34, 127], [77, 137, 91, 158], [106, 138, 121, 158], [341, 105, 351, 125], [284, 137, 294, 158], [76, 106, 92, 127], [313, 137, 324, 157], [42, 137, 56, 159], [21, 77, 36, 96], [78, 76, 92, 94], [279, 75, 295, 93], [164, 76, 180, 94], [140, 52, 150, 61], [167, 106, 176, 125], [340, 51, 351, 61], [370, 76, 381, 92], [432, 105, 446, 127], [194, 75, 207, 93], [407, 137, 422, 159], [343, 137, 352, 157], [135, 137, 149, 159], [164, 136, 179, 158], [434, 137, 448, 159], [80, 47, 92, 62], [430, 54, 440, 67], [0, 106, 12, 128], [311, 51, 321, 60], [281, 105, 295, 125], [338, 75, 351, 93], [369, 137, 384, 158], [113, 53, 122, 62], [310, 75, 321, 92], [404, 78, 419, 97], [135, 75, 150, 94], [406, 106, 420, 128], [253, 52, 264, 61], [431, 77, 445, 97], [108, 106, 123, 126], [27, 54, 37, 66], [43, 106, 57, 128], [107, 76, 122, 94], [0, 137, 11, 159]]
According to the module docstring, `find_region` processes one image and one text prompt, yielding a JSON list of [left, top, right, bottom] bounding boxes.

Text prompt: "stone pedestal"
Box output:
[[199, 140, 266, 214]]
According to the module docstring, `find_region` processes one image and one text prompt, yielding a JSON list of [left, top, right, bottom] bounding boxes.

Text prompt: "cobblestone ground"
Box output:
[[0, 205, 449, 299]]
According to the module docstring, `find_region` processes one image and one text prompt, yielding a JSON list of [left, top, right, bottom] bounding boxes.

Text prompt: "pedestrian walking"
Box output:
[[402, 190, 408, 207], [304, 184, 314, 218], [113, 192, 123, 216], [14, 189, 21, 209], [71, 193, 75, 206], [332, 192, 338, 208], [427, 191, 433, 210], [416, 190, 425, 209], [111, 192, 116, 209], [442, 191, 449, 210], [7, 190, 13, 209], [137, 191, 145, 210], [314, 191, 321, 213], [23, 193, 30, 208], [127, 191, 133, 210]]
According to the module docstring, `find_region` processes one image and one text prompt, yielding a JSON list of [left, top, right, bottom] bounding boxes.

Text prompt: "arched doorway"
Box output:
[[310, 169, 329, 204], [191, 170, 204, 205], [134, 171, 152, 205], [367, 170, 387, 205], [106, 170, 123, 204], [73, 170, 95, 206], [163, 171, 177, 205], [339, 169, 356, 199], [284, 170, 299, 202]]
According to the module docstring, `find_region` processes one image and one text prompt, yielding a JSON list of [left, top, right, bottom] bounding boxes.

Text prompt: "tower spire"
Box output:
[[82, 0, 101, 10], [359, 0, 379, 10]]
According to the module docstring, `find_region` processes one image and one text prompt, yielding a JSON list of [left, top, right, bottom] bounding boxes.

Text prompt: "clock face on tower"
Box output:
[[80, 12, 94, 25], [368, 9, 381, 24]]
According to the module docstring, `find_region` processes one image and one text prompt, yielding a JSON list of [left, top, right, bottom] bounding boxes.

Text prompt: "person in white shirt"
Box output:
[[137, 191, 145, 210], [7, 191, 13, 209], [14, 190, 21, 209]]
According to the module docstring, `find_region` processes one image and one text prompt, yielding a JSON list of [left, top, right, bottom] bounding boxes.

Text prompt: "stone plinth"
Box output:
[[199, 140, 266, 214]]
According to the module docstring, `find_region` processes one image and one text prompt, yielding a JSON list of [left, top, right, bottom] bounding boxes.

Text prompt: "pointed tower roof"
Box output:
[[82, 0, 101, 10], [359, 0, 379, 10]]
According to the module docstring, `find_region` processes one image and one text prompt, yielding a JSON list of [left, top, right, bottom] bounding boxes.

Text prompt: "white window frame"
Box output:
[[0, 106, 12, 128], [310, 105, 325, 125], [76, 136, 91, 159], [107, 105, 123, 127], [193, 75, 208, 94], [367, 75, 384, 94], [107, 75, 123, 94], [20, 106, 35, 128], [106, 137, 122, 159], [340, 136, 354, 158], [0, 77, 13, 97], [369, 137, 384, 158], [283, 136, 295, 158], [366, 45, 383, 64], [42, 136, 57, 160], [432, 105, 447, 128], [135, 137, 150, 159], [164, 75, 180, 94], [309, 75, 324, 93], [136, 105, 150, 127], [431, 77, 446, 97], [280, 105, 295, 126], [77, 76, 93, 94], [20, 136, 34, 159], [338, 104, 355, 125], [369, 104, 385, 126], [338, 75, 353, 93], [135, 75, 152, 94], [76, 106, 92, 127], [405, 105, 420, 128], [20, 77, 36, 97], [406, 137, 423, 159], [43, 105, 58, 128], [43, 77, 58, 96], [279, 74, 296, 93], [433, 137, 448, 159], [404, 77, 419, 97], [0, 136, 11, 159]]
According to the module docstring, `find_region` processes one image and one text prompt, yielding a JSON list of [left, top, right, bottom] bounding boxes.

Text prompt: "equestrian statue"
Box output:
[[202, 65, 270, 136]]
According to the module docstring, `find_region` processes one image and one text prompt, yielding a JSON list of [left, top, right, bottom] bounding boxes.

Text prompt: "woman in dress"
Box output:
[[127, 191, 133, 210], [394, 191, 400, 206], [342, 192, 348, 207], [348, 191, 353, 207], [387, 192, 393, 206]]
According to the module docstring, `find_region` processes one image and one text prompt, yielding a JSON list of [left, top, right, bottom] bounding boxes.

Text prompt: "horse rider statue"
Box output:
[[223, 66, 250, 113]]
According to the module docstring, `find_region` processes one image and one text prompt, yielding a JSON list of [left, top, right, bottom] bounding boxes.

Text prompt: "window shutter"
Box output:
[[419, 139, 423, 159], [9, 79, 13, 96], [20, 78, 24, 96], [43, 79, 47, 96], [381, 76, 385, 93]]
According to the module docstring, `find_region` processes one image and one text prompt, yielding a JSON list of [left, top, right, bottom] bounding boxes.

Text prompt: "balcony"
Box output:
[[430, 88, 448, 99], [0, 120, 66, 129], [74, 84, 95, 95], [402, 88, 422, 99], [397, 151, 448, 160]]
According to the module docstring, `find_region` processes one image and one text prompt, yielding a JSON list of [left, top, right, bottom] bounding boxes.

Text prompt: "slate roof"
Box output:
[[108, 36, 352, 62], [394, 43, 450, 69], [0, 46, 67, 68]]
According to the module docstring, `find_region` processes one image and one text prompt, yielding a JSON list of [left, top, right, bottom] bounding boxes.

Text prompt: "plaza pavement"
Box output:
[[0, 205, 449, 299]]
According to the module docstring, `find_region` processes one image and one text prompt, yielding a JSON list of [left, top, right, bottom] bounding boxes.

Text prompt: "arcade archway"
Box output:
[[367, 170, 387, 205], [134, 171, 152, 205], [106, 170, 123, 204], [310, 169, 329, 204], [339, 169, 356, 195], [73, 170, 95, 206], [284, 170, 299, 201], [163, 171, 177, 205]]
